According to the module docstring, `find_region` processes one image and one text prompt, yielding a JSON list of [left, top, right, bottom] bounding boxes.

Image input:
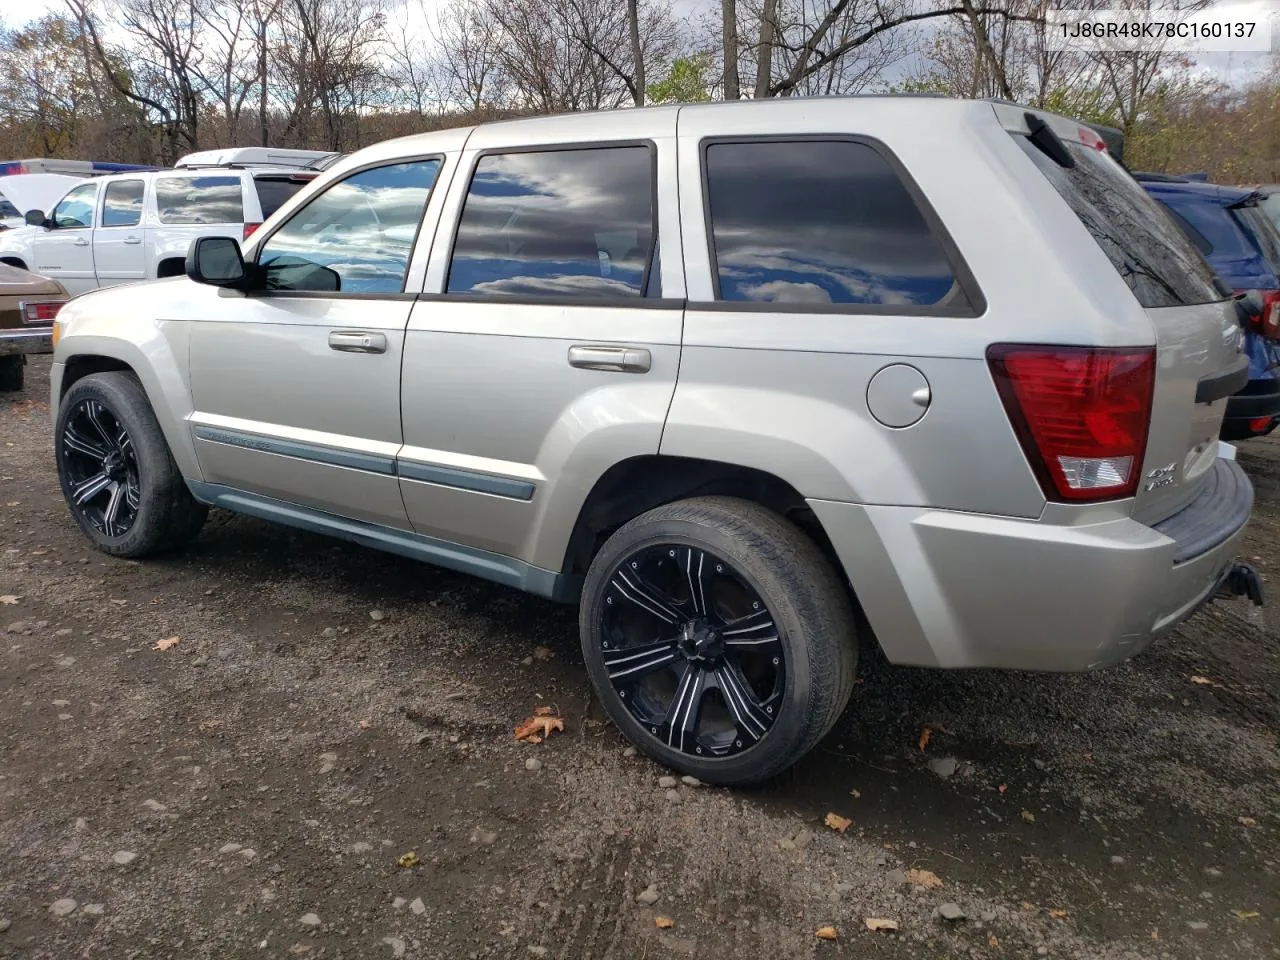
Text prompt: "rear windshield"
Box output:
[[253, 177, 310, 219], [155, 175, 244, 225], [1014, 136, 1222, 308], [1234, 203, 1280, 271]]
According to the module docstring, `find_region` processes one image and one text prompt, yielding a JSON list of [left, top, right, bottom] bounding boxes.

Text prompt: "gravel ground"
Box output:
[[2, 354, 1278, 960]]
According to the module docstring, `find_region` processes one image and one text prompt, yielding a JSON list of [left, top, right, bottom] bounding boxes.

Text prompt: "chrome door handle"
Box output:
[[567, 344, 651, 373], [328, 330, 387, 354], [72, 237, 89, 247], [123, 237, 142, 245]]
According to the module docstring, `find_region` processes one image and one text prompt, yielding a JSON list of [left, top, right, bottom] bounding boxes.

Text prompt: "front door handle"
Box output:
[[568, 344, 651, 373], [328, 330, 387, 354], [123, 237, 142, 245], [72, 237, 89, 247]]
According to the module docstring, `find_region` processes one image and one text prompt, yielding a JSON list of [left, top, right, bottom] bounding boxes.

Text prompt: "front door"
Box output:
[[187, 158, 446, 529], [93, 178, 147, 286], [399, 114, 685, 576], [33, 180, 99, 295]]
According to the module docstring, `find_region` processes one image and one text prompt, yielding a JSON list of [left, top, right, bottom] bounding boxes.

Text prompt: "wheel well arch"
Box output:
[[0, 256, 28, 271], [61, 354, 136, 398], [560, 455, 843, 583], [156, 257, 185, 279]]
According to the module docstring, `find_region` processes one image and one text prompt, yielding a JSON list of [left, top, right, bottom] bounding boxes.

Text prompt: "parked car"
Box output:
[[0, 166, 319, 295], [1137, 173, 1280, 440], [49, 99, 1262, 784], [174, 147, 340, 170], [0, 158, 158, 177], [0, 261, 68, 391]]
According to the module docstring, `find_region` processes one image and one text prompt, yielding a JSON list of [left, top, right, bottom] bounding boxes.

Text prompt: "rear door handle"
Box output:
[[567, 344, 651, 373], [72, 237, 89, 247], [328, 330, 387, 354], [123, 237, 142, 245]]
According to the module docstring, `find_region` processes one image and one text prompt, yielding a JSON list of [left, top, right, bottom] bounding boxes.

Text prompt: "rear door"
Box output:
[[92, 178, 147, 285], [998, 105, 1242, 524], [33, 180, 99, 295]]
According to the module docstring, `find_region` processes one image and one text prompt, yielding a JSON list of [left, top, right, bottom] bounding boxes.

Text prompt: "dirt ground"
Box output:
[[2, 354, 1278, 960]]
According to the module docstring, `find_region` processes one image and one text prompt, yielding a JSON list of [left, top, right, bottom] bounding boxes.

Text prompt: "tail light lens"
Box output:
[[1235, 289, 1280, 338], [988, 345, 1156, 502], [243, 222, 262, 241], [20, 300, 64, 325]]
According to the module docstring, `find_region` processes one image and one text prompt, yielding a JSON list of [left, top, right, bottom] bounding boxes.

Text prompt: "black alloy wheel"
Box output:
[[60, 398, 141, 537]]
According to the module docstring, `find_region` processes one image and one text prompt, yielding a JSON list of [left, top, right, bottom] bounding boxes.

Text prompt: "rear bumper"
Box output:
[[0, 327, 52, 356], [811, 457, 1254, 672]]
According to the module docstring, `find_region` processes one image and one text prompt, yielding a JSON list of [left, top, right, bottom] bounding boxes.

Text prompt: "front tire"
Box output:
[[0, 356, 23, 392], [55, 372, 207, 557], [580, 496, 857, 785]]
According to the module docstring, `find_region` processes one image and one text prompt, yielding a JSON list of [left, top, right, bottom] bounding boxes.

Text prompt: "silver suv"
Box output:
[[49, 99, 1262, 784]]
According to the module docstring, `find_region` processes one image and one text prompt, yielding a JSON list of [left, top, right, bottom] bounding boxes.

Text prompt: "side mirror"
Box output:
[[24, 209, 46, 228], [186, 236, 248, 287]]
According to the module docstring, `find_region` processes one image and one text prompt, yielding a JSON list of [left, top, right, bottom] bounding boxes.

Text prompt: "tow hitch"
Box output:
[[1215, 562, 1265, 606]]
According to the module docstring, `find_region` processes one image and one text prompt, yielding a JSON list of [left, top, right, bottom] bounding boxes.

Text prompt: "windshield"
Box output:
[[0, 196, 19, 219]]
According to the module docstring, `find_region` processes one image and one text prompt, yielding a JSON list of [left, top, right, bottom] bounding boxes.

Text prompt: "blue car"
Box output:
[[1138, 173, 1280, 440]]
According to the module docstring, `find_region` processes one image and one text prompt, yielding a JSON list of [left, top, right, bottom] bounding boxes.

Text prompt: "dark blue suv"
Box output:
[[1138, 173, 1280, 440]]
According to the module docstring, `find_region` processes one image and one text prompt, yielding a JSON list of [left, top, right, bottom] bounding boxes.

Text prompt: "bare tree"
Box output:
[[190, 0, 259, 145], [753, 0, 778, 98], [432, 0, 509, 113], [722, 0, 739, 99], [627, 0, 644, 106]]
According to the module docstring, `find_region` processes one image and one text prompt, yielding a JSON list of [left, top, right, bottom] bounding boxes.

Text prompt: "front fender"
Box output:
[[52, 282, 202, 481]]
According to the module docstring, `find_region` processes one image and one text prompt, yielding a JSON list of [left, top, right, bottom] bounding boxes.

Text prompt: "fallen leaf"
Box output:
[[532, 646, 554, 660], [1234, 910, 1261, 920], [814, 925, 838, 940], [198, 718, 223, 730], [1239, 816, 1258, 827], [533, 705, 556, 717], [989, 934, 1001, 948], [358, 719, 372, 729], [1048, 908, 1068, 919], [654, 916, 675, 929], [1021, 902, 1037, 912], [864, 918, 898, 933], [1151, 928, 1160, 940], [515, 714, 564, 742], [397, 851, 419, 869], [849, 788, 861, 800], [0, 595, 19, 605], [1190, 675, 1214, 685], [998, 784, 1008, 794], [1021, 810, 1036, 823], [824, 812, 852, 833], [918, 727, 932, 751], [907, 868, 943, 889], [153, 636, 180, 651]]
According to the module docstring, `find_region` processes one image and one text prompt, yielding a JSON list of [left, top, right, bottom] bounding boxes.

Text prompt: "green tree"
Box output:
[[646, 53, 714, 104]]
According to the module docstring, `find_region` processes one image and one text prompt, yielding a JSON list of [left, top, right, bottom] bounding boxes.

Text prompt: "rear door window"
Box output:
[[155, 175, 244, 225], [102, 180, 145, 228], [1015, 137, 1221, 308], [253, 176, 312, 219]]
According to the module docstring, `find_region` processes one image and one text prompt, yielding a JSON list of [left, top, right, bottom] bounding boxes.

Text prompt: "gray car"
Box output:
[[48, 98, 1261, 784]]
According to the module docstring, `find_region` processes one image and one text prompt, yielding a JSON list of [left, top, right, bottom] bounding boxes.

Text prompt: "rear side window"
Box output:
[[1234, 203, 1280, 271], [703, 139, 965, 309], [102, 180, 144, 227], [1155, 200, 1212, 256], [254, 177, 310, 219], [1015, 137, 1221, 308], [447, 145, 655, 299], [155, 175, 244, 225]]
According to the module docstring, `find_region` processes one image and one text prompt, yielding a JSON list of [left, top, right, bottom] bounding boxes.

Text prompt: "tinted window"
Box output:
[[102, 179, 144, 227], [704, 139, 960, 307], [1263, 193, 1280, 234], [155, 175, 244, 224], [1016, 137, 1221, 307], [257, 160, 440, 294], [254, 176, 311, 219], [51, 182, 98, 229], [1234, 204, 1280, 271], [1156, 200, 1213, 255], [0, 196, 19, 219], [447, 146, 654, 299]]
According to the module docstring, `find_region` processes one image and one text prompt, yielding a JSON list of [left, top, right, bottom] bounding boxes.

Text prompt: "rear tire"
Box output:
[[55, 372, 207, 557], [0, 356, 22, 392], [580, 496, 858, 785]]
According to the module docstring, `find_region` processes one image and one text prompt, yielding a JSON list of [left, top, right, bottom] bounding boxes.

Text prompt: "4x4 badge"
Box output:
[[1144, 463, 1177, 491]]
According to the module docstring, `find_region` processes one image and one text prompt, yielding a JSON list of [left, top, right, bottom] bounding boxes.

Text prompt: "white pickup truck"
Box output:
[[0, 166, 318, 295]]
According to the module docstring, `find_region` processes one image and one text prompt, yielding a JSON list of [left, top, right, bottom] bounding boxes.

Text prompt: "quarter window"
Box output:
[[155, 175, 244, 225], [703, 139, 961, 308], [51, 182, 99, 229], [257, 159, 441, 294], [447, 145, 655, 300], [102, 180, 145, 228]]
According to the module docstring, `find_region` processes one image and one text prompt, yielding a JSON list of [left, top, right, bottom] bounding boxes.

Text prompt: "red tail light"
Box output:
[[243, 222, 262, 241], [988, 345, 1156, 502], [1078, 126, 1108, 152], [20, 300, 64, 325], [1234, 289, 1280, 338]]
